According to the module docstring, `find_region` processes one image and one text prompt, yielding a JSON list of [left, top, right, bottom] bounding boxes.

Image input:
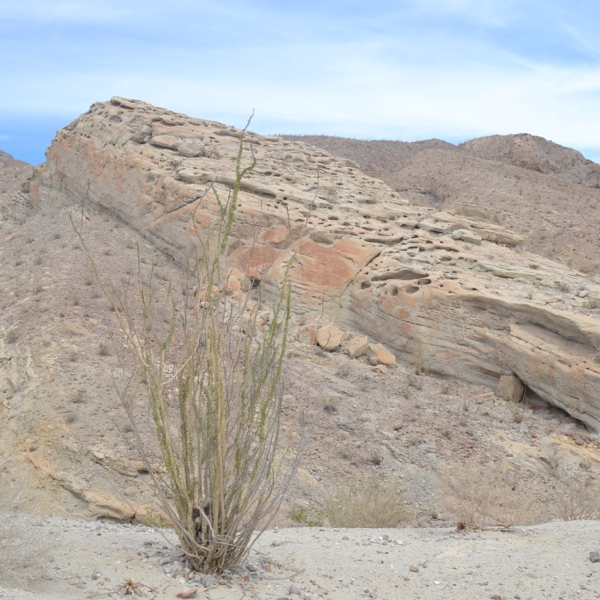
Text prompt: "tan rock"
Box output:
[[226, 275, 241, 293], [451, 229, 482, 244], [149, 134, 178, 150], [347, 334, 369, 358], [317, 325, 345, 352], [27, 453, 136, 521], [297, 325, 317, 346], [497, 374, 525, 402], [175, 138, 206, 157], [368, 343, 396, 366], [197, 285, 220, 301], [84, 489, 136, 521], [226, 267, 244, 294]]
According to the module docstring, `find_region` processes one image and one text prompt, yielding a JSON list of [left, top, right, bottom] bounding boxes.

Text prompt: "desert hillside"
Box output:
[[282, 134, 600, 274], [1, 101, 600, 597], [0, 150, 32, 205]]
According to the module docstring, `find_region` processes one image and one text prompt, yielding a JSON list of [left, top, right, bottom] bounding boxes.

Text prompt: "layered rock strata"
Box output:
[[282, 134, 600, 275], [30, 98, 600, 430]]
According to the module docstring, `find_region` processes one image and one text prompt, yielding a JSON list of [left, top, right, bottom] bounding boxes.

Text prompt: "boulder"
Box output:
[[316, 325, 345, 352], [497, 374, 525, 402], [347, 334, 369, 358], [367, 343, 396, 367]]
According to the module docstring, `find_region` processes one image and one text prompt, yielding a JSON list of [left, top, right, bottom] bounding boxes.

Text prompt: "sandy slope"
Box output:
[[1, 516, 600, 600]]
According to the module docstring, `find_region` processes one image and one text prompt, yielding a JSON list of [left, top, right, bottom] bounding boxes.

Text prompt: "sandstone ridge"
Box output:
[[30, 97, 600, 430], [282, 134, 600, 275]]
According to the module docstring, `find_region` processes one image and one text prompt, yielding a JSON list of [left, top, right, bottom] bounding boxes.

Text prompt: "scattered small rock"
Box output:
[[176, 586, 198, 599], [590, 551, 600, 563], [289, 583, 302, 595], [200, 574, 218, 588]]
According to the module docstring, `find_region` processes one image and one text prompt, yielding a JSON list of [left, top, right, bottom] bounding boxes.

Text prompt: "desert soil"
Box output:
[[1, 516, 600, 600]]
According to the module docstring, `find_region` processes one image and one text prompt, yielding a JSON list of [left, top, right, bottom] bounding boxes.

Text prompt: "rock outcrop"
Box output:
[[282, 134, 600, 275], [30, 98, 600, 430]]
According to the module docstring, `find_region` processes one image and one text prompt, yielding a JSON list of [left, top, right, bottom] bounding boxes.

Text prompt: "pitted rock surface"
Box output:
[[30, 98, 600, 430], [282, 134, 600, 275]]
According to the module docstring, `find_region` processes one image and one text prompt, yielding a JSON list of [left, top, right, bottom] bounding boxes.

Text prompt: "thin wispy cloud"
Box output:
[[1, 0, 599, 165]]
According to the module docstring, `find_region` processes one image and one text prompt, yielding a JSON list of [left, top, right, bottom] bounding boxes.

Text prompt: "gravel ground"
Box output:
[[1, 516, 600, 600]]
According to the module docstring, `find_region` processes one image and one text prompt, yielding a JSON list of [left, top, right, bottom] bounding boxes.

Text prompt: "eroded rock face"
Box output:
[[30, 98, 600, 430], [281, 134, 600, 275]]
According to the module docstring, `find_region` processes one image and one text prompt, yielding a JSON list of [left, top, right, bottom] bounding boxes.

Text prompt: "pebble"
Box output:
[[164, 560, 182, 574], [590, 551, 600, 563], [289, 583, 302, 595], [200, 575, 218, 588]]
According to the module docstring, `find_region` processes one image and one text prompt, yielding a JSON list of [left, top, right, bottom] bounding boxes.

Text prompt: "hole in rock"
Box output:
[[371, 269, 429, 282]]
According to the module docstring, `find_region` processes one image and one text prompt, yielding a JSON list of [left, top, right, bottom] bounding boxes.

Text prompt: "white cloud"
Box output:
[[1, 0, 599, 163], [407, 0, 524, 26], [2, 0, 131, 23]]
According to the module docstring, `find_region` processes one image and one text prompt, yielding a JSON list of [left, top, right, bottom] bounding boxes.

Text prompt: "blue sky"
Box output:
[[2, 0, 600, 165]]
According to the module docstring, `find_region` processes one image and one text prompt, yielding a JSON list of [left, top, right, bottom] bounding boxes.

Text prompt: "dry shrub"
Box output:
[[557, 478, 600, 521], [76, 123, 301, 574], [407, 374, 423, 390], [322, 478, 413, 528], [583, 297, 600, 309], [506, 397, 526, 423], [436, 462, 533, 531]]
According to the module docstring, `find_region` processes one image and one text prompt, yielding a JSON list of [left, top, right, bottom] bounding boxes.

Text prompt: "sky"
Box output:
[[1, 0, 600, 166]]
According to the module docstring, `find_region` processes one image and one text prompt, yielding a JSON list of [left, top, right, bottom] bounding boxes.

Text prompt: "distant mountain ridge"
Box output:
[[460, 133, 600, 187], [0, 149, 33, 206]]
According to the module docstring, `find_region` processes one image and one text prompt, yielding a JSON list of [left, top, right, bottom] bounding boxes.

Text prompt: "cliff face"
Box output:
[[30, 97, 600, 430]]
